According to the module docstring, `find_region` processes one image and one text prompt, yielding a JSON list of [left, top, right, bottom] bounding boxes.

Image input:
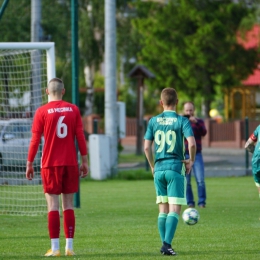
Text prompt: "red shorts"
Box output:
[[41, 165, 79, 195]]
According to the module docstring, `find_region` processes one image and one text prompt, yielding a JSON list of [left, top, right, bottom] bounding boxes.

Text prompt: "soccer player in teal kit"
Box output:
[[144, 88, 196, 256], [245, 126, 260, 205]]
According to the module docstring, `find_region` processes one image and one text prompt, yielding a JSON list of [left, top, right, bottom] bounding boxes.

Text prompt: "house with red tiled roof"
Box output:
[[225, 24, 260, 120], [241, 25, 260, 86]]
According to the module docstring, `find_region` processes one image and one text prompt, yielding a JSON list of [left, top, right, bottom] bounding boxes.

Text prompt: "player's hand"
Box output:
[[245, 139, 255, 154], [182, 159, 194, 174], [25, 161, 34, 180], [79, 163, 89, 178], [245, 143, 255, 153]]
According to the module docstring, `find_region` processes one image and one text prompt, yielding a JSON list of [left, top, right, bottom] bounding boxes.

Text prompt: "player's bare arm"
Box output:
[[144, 139, 154, 176], [26, 131, 41, 180], [182, 136, 196, 174], [245, 138, 256, 154]]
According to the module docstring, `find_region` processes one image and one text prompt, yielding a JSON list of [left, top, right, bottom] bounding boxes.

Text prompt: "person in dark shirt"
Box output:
[[183, 101, 207, 208]]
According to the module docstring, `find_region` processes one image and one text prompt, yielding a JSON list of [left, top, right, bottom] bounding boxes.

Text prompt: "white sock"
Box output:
[[66, 238, 73, 250], [51, 238, 60, 252]]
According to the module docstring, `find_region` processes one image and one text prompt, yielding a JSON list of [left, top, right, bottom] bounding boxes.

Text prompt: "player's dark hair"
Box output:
[[161, 88, 178, 106]]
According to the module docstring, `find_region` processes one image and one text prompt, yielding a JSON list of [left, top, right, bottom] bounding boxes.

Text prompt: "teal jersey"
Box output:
[[144, 110, 194, 173], [252, 125, 260, 174]]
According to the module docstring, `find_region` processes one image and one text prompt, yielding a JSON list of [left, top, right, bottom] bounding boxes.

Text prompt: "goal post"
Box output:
[[0, 42, 55, 82], [0, 42, 56, 216]]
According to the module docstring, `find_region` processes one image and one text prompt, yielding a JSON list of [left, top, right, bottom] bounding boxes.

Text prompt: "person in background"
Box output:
[[183, 101, 207, 208], [144, 88, 196, 256], [25, 78, 89, 257]]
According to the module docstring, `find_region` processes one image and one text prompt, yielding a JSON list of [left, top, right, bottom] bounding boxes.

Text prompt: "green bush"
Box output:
[[115, 169, 153, 180]]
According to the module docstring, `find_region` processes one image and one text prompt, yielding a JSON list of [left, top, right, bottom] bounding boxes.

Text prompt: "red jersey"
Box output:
[[27, 100, 87, 168]]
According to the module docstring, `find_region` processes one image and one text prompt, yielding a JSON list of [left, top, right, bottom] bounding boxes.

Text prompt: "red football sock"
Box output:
[[48, 211, 60, 239], [63, 209, 75, 238]]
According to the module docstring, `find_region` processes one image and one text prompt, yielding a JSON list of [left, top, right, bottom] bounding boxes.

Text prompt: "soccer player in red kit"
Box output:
[[25, 78, 89, 257]]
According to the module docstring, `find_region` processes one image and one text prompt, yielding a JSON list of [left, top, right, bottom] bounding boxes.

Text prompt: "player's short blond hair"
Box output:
[[161, 88, 178, 106], [48, 78, 64, 95]]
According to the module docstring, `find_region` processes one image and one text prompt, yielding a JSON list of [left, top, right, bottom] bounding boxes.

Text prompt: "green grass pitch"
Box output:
[[1, 176, 260, 259]]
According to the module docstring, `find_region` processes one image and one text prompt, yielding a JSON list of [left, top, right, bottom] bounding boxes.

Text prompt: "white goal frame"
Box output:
[[0, 42, 56, 82], [0, 42, 56, 216]]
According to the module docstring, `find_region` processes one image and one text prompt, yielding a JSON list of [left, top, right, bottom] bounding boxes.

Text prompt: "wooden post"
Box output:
[[136, 77, 144, 154], [128, 65, 155, 155], [234, 120, 242, 148]]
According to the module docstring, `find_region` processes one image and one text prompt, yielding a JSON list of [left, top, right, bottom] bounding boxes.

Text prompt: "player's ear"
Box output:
[[45, 88, 49, 95], [159, 100, 163, 106], [62, 88, 65, 95]]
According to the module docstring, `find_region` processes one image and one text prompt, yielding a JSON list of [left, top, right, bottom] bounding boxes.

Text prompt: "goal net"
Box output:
[[0, 43, 55, 216]]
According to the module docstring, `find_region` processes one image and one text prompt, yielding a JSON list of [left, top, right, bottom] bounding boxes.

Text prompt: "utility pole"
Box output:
[[31, 0, 42, 112], [71, 0, 80, 208], [71, 0, 79, 107], [31, 0, 42, 42], [105, 0, 118, 175]]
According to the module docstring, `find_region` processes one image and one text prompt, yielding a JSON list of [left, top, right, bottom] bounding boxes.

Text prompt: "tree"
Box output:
[[0, 1, 30, 42], [78, 0, 141, 115], [0, 0, 72, 100], [77, 0, 104, 115], [133, 0, 259, 117], [0, 0, 143, 115]]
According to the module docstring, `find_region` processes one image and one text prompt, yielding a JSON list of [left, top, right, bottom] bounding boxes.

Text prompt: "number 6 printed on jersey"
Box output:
[[57, 116, 67, 138]]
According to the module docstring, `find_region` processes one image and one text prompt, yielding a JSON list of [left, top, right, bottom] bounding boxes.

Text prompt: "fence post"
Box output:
[[245, 117, 250, 175], [143, 119, 149, 171], [234, 120, 242, 148], [93, 119, 98, 134]]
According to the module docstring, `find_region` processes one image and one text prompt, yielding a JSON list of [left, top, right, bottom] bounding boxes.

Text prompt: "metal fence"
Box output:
[[83, 115, 260, 148]]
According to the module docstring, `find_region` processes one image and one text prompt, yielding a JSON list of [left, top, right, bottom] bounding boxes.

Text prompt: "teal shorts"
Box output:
[[252, 170, 260, 187], [154, 170, 187, 205]]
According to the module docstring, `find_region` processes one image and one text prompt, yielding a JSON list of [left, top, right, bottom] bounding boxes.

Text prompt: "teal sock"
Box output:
[[158, 213, 167, 242], [164, 212, 179, 245]]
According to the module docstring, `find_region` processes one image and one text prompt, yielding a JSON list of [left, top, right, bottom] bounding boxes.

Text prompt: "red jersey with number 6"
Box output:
[[28, 100, 87, 168]]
